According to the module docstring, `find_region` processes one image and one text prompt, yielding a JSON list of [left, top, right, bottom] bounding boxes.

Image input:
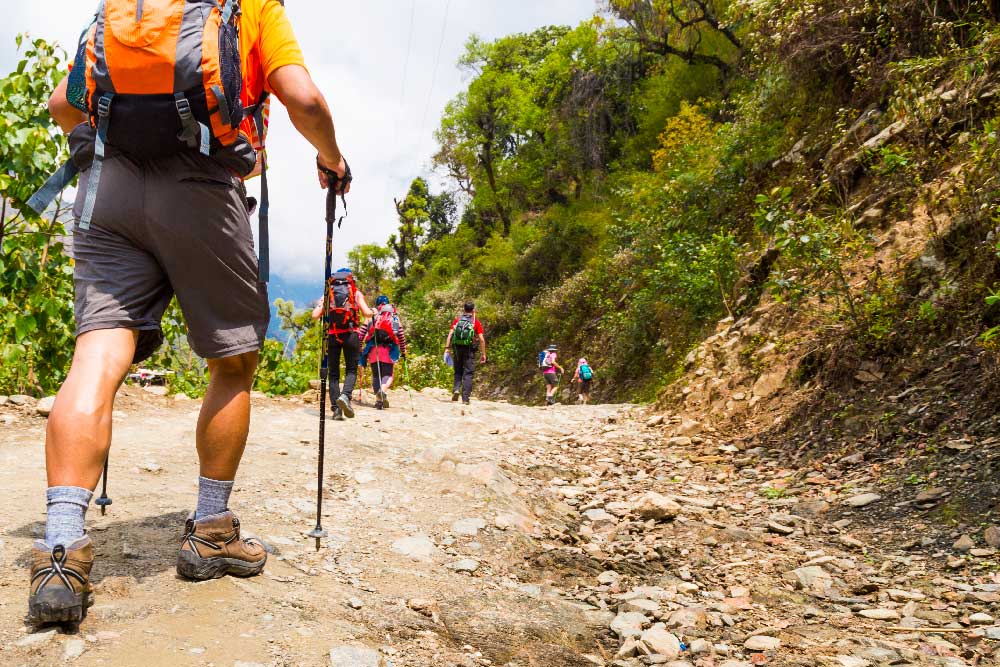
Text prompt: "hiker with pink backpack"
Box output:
[[359, 296, 409, 410], [539, 344, 565, 406]]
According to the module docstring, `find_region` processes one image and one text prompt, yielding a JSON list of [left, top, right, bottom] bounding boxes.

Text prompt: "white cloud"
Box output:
[[1, 0, 598, 282]]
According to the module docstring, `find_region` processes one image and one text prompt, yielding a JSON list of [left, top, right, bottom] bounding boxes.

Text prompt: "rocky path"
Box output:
[[0, 388, 997, 666]]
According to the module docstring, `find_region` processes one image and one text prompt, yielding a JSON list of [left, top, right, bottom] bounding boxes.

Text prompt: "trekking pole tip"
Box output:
[[307, 527, 328, 552]]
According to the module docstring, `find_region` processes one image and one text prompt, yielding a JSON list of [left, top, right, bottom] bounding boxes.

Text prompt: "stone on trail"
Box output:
[[583, 508, 617, 528], [63, 638, 86, 661], [36, 396, 55, 416], [744, 635, 780, 651], [446, 558, 480, 573], [597, 570, 621, 585], [329, 645, 383, 667], [15, 627, 57, 647], [969, 612, 995, 625], [451, 517, 486, 536], [858, 608, 900, 621], [985, 525, 1000, 548], [632, 491, 681, 521], [766, 520, 795, 535], [953, 534, 975, 552], [844, 493, 881, 507], [646, 414, 665, 427], [787, 566, 832, 595], [610, 611, 649, 639], [639, 623, 681, 658], [391, 534, 438, 561]]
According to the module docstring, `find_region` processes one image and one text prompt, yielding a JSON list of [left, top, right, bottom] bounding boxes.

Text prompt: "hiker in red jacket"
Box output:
[[445, 302, 486, 406]]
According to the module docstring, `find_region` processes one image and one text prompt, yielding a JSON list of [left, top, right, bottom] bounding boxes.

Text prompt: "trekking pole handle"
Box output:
[[318, 158, 352, 226]]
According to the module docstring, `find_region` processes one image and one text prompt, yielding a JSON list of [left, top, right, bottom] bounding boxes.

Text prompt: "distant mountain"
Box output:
[[267, 273, 322, 342]]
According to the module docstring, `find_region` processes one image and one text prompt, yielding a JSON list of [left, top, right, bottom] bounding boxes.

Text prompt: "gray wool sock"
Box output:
[[195, 476, 234, 519], [45, 486, 93, 548]]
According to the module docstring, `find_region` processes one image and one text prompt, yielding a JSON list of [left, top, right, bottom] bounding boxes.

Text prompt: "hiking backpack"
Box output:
[[579, 363, 593, 381], [327, 272, 359, 333], [453, 314, 477, 347], [28, 0, 273, 278], [371, 305, 400, 345], [540, 351, 556, 371]]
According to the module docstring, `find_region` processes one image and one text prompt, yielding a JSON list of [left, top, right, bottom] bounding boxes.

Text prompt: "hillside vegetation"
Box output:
[[342, 0, 1000, 406]]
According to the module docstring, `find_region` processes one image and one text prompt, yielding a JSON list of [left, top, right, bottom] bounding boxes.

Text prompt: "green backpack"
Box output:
[[453, 315, 476, 346]]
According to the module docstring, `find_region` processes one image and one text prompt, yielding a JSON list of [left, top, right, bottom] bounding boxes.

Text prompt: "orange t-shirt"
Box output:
[[238, 0, 306, 149]]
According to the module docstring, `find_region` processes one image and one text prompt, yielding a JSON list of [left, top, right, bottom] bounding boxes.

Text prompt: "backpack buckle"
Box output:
[[96, 94, 112, 118], [174, 95, 193, 121]]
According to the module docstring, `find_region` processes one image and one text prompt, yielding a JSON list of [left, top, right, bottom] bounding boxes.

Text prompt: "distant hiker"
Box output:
[[445, 302, 487, 405], [540, 344, 564, 406], [574, 358, 594, 405], [359, 296, 409, 410], [312, 269, 374, 420], [30, 0, 351, 623]]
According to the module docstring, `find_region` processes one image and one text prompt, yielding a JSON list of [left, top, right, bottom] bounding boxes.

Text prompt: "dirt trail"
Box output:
[[0, 387, 997, 666], [0, 387, 619, 666]]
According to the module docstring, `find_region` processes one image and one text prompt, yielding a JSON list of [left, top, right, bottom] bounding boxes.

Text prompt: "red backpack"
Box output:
[[369, 305, 399, 345], [327, 271, 359, 334]]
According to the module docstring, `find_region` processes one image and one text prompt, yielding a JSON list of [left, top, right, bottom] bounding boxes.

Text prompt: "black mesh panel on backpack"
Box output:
[[218, 22, 244, 127]]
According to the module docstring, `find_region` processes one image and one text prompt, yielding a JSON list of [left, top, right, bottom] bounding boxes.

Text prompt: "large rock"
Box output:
[[745, 635, 781, 651], [844, 493, 881, 508], [391, 534, 439, 561], [9, 394, 33, 406], [36, 396, 56, 416], [610, 611, 648, 639], [451, 518, 486, 536], [953, 534, 974, 552], [985, 525, 1000, 548], [632, 492, 681, 521], [639, 623, 681, 658], [752, 368, 787, 399], [329, 645, 382, 667], [786, 566, 832, 595]]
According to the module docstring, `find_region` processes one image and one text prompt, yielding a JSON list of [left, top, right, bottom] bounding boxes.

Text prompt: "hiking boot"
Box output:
[[375, 400, 384, 410], [462, 399, 471, 406], [28, 536, 94, 624], [332, 407, 345, 421], [176, 511, 266, 581], [337, 394, 355, 419], [377, 390, 390, 409], [452, 391, 460, 402]]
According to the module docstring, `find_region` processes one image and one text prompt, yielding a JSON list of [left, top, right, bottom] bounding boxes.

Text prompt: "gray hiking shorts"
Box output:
[[69, 126, 269, 364]]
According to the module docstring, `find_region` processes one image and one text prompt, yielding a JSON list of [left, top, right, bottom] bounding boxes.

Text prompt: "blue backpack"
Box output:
[[579, 364, 593, 381]]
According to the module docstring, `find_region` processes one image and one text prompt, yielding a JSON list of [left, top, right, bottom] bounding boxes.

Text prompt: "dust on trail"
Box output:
[[0, 387, 619, 666], [0, 387, 997, 667]]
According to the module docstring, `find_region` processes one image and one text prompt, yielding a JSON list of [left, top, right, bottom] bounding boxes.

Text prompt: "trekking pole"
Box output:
[[403, 358, 416, 415], [308, 160, 352, 552], [96, 456, 112, 515]]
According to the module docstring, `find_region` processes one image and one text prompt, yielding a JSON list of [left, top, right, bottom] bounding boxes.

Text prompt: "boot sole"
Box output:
[[336, 396, 355, 419], [176, 550, 266, 581], [28, 589, 92, 625], [378, 391, 390, 409]]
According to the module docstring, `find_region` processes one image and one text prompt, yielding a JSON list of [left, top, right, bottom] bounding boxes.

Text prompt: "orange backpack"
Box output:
[[29, 0, 274, 278]]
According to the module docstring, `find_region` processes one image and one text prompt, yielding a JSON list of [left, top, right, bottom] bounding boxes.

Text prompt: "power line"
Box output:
[[419, 0, 452, 154]]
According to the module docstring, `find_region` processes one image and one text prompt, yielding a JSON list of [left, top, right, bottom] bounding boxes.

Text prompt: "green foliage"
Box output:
[[0, 37, 75, 395], [347, 244, 393, 295]]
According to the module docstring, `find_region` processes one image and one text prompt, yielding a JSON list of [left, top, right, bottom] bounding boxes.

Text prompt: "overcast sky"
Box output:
[[1, 1, 599, 283]]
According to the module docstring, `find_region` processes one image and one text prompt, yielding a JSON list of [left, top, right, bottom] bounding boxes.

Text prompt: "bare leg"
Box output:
[[197, 352, 258, 480], [46, 329, 137, 489]]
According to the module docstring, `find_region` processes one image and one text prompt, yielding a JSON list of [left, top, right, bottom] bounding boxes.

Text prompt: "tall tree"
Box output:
[[348, 243, 393, 294], [608, 0, 743, 77], [390, 178, 431, 278]]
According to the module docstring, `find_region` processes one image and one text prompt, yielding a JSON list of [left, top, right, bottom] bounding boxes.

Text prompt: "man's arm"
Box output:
[[311, 301, 323, 320], [445, 324, 454, 351], [356, 292, 374, 319], [267, 64, 349, 192], [48, 78, 87, 134], [478, 333, 487, 362]]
